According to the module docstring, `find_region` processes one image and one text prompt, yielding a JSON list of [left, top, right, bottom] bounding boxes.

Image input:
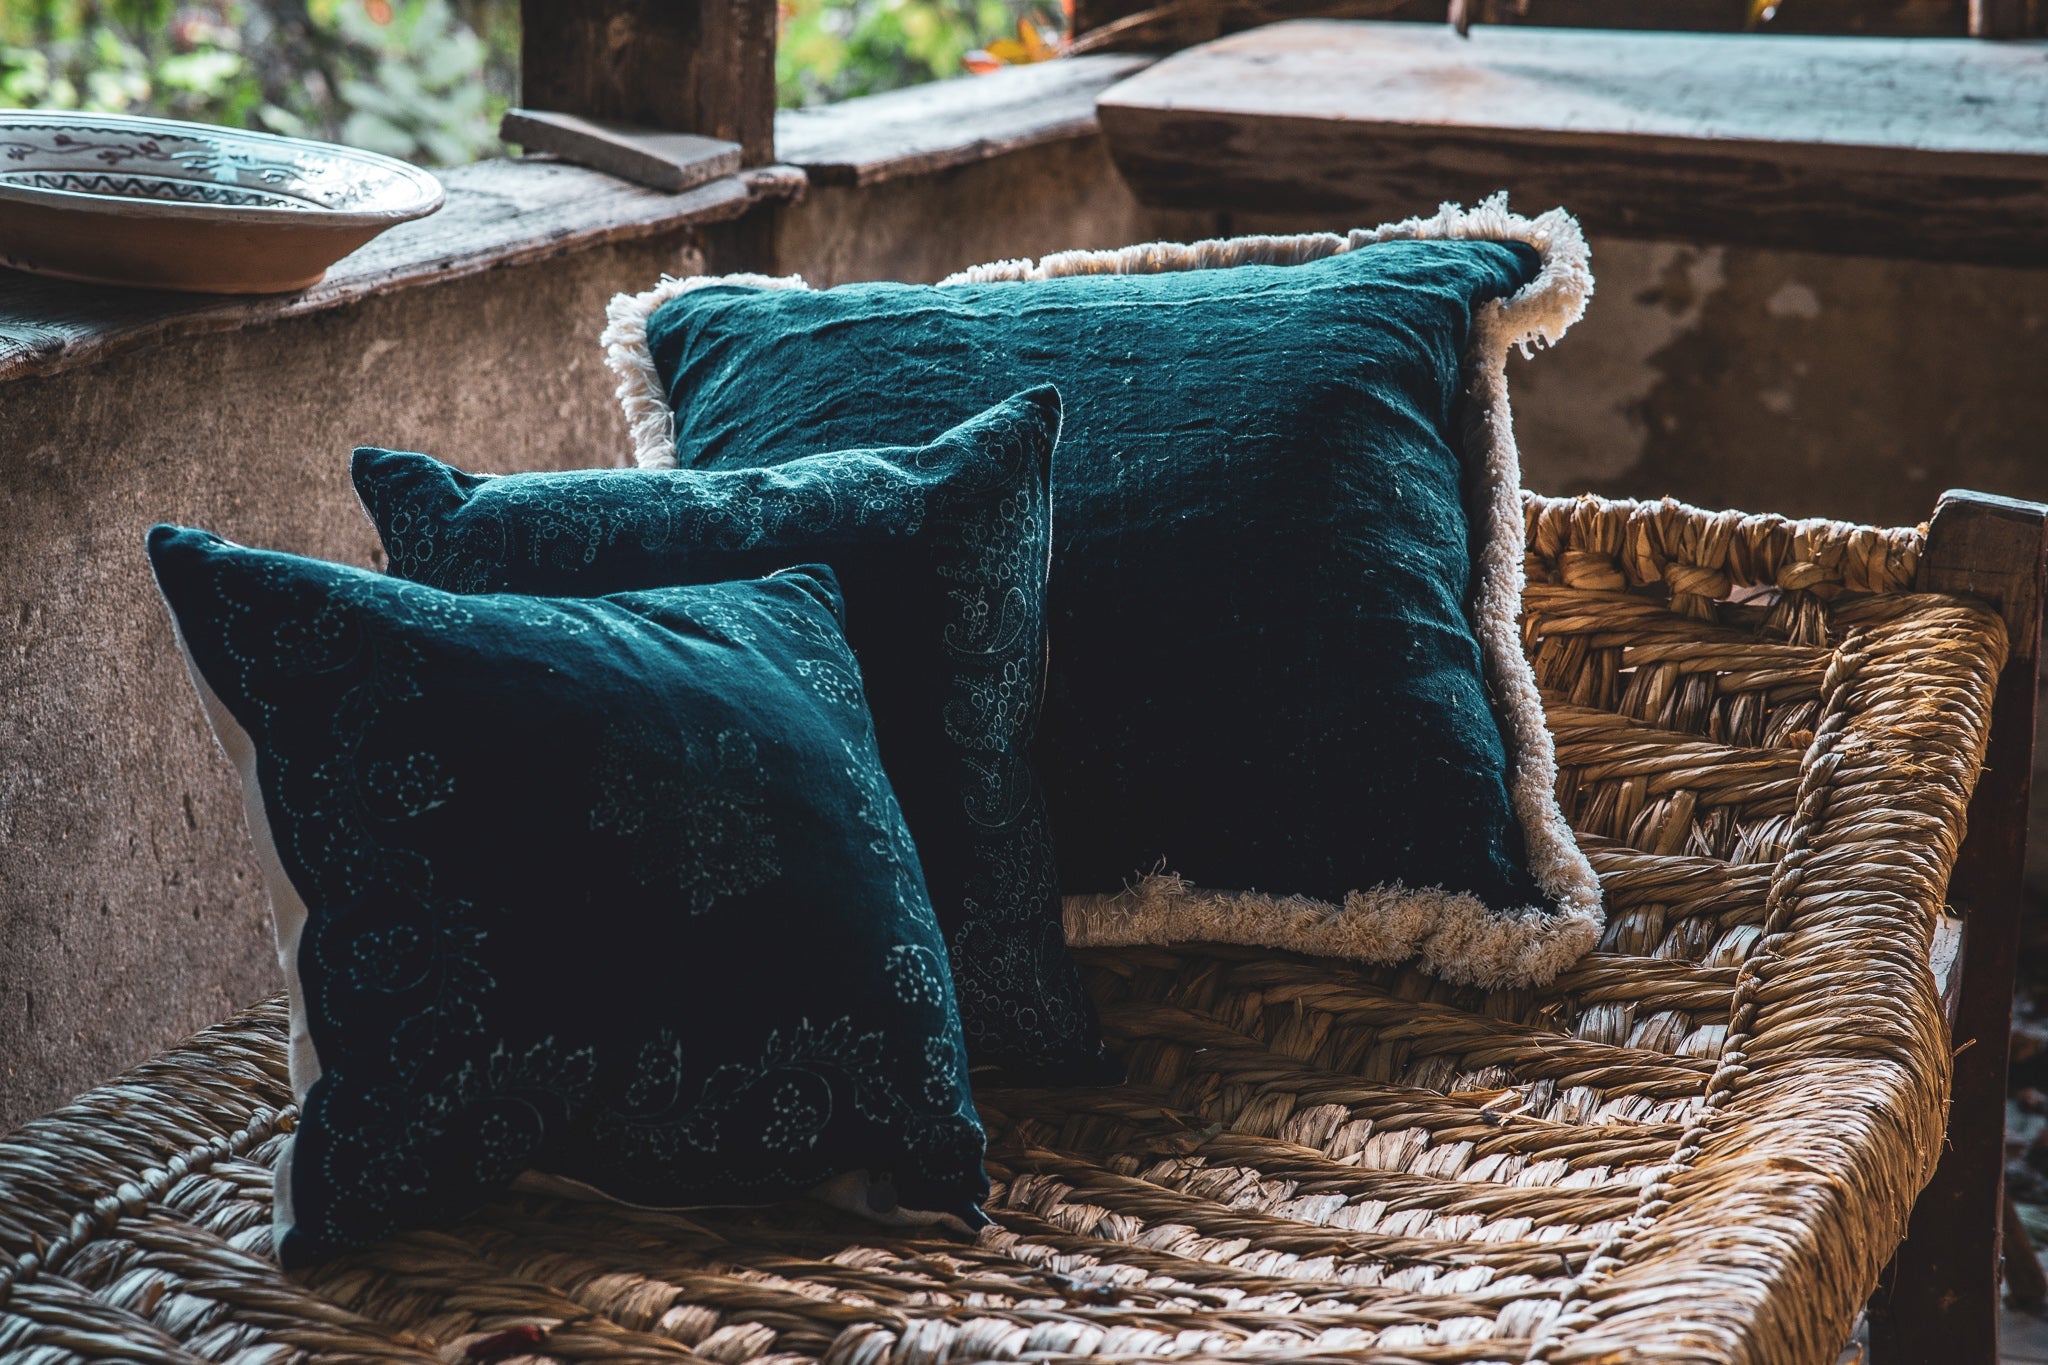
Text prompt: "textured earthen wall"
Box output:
[[0, 238, 703, 1131]]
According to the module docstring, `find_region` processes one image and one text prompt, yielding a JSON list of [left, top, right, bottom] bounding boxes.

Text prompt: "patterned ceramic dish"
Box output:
[[0, 111, 443, 294]]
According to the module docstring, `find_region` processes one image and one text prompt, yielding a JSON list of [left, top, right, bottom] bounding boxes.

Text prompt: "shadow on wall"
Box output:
[[1508, 237, 2048, 530], [1505, 234, 2048, 928]]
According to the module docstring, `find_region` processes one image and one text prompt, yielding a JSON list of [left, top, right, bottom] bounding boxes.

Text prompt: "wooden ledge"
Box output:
[[1097, 21, 2048, 265], [0, 157, 802, 387], [775, 54, 1154, 187]]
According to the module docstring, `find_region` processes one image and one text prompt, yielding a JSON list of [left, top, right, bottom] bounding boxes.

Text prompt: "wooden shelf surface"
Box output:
[[1097, 21, 2048, 263]]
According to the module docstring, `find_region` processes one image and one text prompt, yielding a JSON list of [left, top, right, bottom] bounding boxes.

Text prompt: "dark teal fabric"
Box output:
[[644, 241, 1550, 912], [352, 390, 1115, 1084], [148, 528, 988, 1265]]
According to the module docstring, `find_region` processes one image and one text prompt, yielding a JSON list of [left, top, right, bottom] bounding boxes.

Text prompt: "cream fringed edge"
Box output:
[[602, 272, 807, 472], [600, 194, 1604, 988]]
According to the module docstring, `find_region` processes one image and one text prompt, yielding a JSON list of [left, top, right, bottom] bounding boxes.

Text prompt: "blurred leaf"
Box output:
[[340, 107, 414, 155], [0, 0, 514, 165], [157, 49, 244, 95], [5, 0, 1066, 156], [254, 102, 309, 136], [777, 0, 1067, 107]]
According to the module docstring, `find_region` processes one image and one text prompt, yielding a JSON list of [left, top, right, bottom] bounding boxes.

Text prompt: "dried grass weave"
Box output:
[[0, 492, 2008, 1365]]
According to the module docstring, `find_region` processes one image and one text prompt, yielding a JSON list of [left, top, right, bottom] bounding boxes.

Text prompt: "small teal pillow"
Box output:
[[148, 527, 989, 1265], [605, 205, 1605, 988], [352, 389, 1116, 1084]]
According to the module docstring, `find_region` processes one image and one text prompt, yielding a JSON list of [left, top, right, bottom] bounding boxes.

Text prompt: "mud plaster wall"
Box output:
[[0, 236, 713, 1133], [1495, 239, 2048, 924], [5, 131, 2046, 1129]]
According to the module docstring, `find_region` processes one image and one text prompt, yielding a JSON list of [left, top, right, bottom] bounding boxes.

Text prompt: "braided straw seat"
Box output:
[[0, 492, 2011, 1365]]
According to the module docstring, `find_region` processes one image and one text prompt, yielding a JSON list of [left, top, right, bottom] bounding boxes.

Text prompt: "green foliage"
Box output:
[[777, 0, 1029, 107], [0, 0, 519, 165], [328, 0, 494, 164], [0, 0, 1062, 159]]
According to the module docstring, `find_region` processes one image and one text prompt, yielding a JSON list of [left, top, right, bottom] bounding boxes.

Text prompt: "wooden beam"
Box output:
[[1070, 0, 1442, 53], [1071, 0, 1986, 46], [1095, 22, 2048, 266], [774, 57, 1153, 188], [1870, 490, 2048, 1364], [500, 109, 740, 192], [1071, 0, 1151, 32], [518, 0, 777, 167], [1973, 0, 2031, 36], [2006, 1194, 2048, 1312], [1502, 0, 1973, 29]]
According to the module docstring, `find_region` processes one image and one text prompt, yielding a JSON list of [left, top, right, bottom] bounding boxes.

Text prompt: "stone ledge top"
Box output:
[[0, 58, 1153, 387], [0, 158, 800, 387], [775, 54, 1153, 187]]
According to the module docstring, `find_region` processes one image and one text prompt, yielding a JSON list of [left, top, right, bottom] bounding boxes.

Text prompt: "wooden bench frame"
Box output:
[[515, 5, 2048, 1351], [1869, 490, 2048, 1362], [346, 1, 2048, 1285]]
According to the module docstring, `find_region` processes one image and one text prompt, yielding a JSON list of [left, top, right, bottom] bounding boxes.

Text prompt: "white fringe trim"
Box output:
[[1065, 872, 1596, 992], [602, 272, 806, 470], [598, 195, 1603, 987]]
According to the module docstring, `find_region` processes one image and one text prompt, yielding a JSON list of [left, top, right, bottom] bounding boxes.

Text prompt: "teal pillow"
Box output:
[[352, 390, 1115, 1083], [605, 204, 1604, 987], [148, 528, 988, 1264]]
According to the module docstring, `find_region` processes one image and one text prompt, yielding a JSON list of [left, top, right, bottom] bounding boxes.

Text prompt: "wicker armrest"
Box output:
[[0, 492, 2027, 1365]]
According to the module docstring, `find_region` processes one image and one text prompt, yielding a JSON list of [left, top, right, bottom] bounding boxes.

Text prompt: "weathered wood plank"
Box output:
[[519, 0, 778, 166], [1502, 0, 1976, 30], [1071, 0, 1441, 53], [1096, 21, 2048, 264], [1871, 489, 2048, 1363], [1974, 0, 2031, 37], [499, 110, 740, 193], [1072, 0, 1985, 43], [774, 56, 1154, 187], [0, 158, 792, 387], [2007, 1194, 2048, 1312]]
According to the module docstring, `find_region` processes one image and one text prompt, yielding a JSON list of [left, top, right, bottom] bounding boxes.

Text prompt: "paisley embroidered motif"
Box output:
[[150, 528, 990, 1263], [352, 391, 1116, 1080], [589, 721, 779, 914]]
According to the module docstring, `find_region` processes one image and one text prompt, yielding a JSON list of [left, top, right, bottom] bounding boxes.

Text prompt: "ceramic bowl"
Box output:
[[0, 111, 444, 294]]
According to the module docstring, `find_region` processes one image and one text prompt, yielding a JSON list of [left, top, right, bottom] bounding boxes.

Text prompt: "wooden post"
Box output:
[[518, 0, 778, 166], [1071, 0, 1158, 35], [1870, 490, 2048, 1365], [1972, 0, 2029, 37], [1069, 0, 1447, 53]]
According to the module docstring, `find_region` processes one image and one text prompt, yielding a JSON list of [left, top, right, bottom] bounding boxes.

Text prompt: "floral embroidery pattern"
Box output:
[[160, 532, 988, 1258], [357, 395, 1109, 1078], [589, 720, 779, 915], [381, 454, 928, 591]]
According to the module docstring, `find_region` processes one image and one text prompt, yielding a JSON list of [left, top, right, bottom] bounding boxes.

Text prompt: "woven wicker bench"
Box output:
[[2, 489, 2041, 1365]]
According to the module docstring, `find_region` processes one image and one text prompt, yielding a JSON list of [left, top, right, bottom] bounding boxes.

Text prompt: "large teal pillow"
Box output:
[[352, 391, 1116, 1084], [148, 529, 988, 1264], [604, 200, 1603, 988]]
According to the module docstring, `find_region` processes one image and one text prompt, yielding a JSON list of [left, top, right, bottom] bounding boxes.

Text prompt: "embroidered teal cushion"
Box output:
[[148, 528, 989, 1264], [352, 390, 1115, 1083], [607, 208, 1604, 987]]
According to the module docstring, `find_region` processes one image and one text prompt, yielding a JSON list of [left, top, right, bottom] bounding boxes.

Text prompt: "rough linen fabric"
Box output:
[[352, 390, 1115, 1084], [603, 202, 1605, 988], [148, 529, 988, 1265]]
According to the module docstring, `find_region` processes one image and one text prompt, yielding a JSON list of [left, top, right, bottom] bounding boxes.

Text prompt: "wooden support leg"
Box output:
[[517, 0, 779, 166], [1870, 491, 2048, 1364], [2006, 1193, 2048, 1311]]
